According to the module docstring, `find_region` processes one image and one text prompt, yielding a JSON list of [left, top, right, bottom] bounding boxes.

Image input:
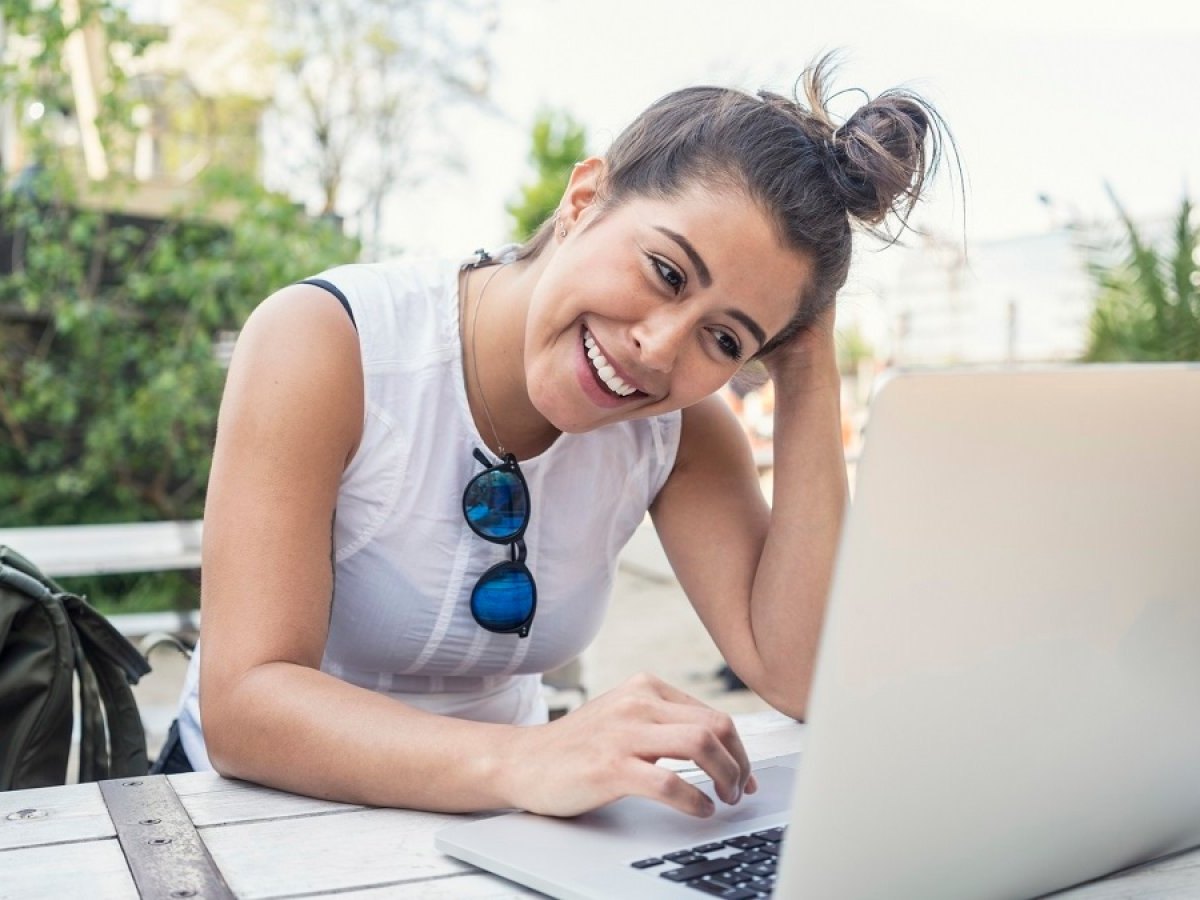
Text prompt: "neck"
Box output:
[[461, 260, 560, 461]]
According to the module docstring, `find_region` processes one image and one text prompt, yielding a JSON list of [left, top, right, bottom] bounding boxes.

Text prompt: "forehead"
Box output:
[[614, 185, 811, 339]]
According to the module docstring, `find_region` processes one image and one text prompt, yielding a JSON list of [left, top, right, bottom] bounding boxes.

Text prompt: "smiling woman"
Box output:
[[160, 52, 950, 820]]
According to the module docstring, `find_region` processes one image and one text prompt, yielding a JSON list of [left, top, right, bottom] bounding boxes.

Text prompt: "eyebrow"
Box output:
[[727, 309, 766, 349], [653, 225, 767, 348], [654, 226, 712, 288]]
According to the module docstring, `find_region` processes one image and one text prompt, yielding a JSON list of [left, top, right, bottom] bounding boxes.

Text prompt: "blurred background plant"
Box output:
[[506, 108, 587, 241], [270, 0, 496, 258], [0, 0, 360, 610], [1082, 188, 1199, 362], [1, 1, 1195, 615]]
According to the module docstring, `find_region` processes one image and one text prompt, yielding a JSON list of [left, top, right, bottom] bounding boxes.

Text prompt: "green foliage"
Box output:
[[1083, 189, 1200, 362], [0, 0, 359, 615], [507, 109, 588, 241], [58, 571, 198, 616], [0, 0, 150, 169], [0, 166, 358, 530], [835, 323, 876, 375]]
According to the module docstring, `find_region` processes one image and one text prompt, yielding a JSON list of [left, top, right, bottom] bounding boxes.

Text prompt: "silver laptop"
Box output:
[[437, 365, 1200, 899]]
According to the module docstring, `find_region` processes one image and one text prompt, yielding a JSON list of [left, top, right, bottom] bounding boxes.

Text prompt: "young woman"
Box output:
[[164, 55, 946, 818]]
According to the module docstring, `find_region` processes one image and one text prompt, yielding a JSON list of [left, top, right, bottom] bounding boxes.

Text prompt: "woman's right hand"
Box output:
[[500, 672, 758, 818]]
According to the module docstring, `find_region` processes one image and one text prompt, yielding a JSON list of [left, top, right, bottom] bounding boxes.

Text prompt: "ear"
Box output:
[[558, 157, 606, 229]]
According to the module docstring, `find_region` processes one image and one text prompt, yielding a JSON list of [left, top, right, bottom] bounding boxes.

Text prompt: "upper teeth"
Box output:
[[584, 332, 636, 397]]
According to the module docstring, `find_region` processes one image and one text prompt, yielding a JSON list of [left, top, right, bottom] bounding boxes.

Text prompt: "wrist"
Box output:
[[768, 347, 840, 395], [485, 722, 538, 810]]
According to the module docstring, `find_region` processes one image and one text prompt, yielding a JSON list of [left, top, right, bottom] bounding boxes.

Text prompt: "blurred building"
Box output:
[[1, 0, 273, 219], [841, 227, 1098, 370]]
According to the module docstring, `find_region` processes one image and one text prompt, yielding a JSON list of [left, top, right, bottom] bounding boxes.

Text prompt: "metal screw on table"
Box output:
[[6, 808, 48, 820]]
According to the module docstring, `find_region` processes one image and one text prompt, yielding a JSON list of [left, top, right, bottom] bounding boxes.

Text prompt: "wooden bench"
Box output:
[[0, 520, 203, 577], [0, 520, 203, 637]]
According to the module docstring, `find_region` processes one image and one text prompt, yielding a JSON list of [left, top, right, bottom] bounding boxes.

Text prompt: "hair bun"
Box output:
[[801, 57, 946, 232], [827, 94, 937, 226]]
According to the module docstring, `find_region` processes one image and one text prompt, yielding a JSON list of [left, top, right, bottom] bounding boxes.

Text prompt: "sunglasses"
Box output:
[[462, 448, 537, 638]]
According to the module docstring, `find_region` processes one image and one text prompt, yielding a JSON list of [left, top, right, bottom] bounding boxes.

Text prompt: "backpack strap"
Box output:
[[0, 545, 66, 593], [73, 635, 110, 782], [1, 546, 152, 783], [0, 563, 76, 788], [64, 594, 152, 778]]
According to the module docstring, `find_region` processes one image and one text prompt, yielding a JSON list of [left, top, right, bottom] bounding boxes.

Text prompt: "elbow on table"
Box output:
[[741, 665, 811, 722], [198, 679, 267, 781], [759, 683, 809, 722], [199, 704, 246, 780]]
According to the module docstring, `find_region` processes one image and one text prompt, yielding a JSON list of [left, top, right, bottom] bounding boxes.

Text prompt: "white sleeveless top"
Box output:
[[177, 255, 681, 770]]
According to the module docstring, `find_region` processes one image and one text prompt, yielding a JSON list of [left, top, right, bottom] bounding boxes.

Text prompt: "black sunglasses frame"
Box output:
[[462, 448, 537, 638]]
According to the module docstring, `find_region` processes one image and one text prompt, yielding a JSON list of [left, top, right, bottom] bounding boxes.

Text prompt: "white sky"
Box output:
[[391, 0, 1200, 257]]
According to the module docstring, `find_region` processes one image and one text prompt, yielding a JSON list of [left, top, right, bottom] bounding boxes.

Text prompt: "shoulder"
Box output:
[[226, 282, 365, 465], [307, 257, 462, 361], [673, 395, 747, 473], [310, 257, 459, 313]]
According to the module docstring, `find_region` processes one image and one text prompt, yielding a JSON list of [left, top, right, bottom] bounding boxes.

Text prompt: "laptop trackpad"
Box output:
[[565, 762, 797, 847]]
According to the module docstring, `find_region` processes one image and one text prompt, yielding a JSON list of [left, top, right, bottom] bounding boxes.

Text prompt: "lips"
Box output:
[[583, 329, 637, 397], [581, 327, 642, 400]]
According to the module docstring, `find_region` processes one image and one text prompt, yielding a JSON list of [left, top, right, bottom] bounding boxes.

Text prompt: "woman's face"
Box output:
[[522, 171, 812, 434]]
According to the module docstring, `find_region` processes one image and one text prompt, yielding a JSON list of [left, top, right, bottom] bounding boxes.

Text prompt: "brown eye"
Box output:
[[651, 256, 685, 293], [710, 329, 743, 362]]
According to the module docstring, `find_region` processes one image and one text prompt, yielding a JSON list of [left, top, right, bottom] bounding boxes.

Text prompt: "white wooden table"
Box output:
[[2, 712, 1198, 899]]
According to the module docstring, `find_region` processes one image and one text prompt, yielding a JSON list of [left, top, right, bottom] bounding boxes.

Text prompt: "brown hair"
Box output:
[[517, 53, 951, 358]]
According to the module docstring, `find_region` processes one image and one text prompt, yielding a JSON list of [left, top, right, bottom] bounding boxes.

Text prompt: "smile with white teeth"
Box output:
[[583, 329, 637, 397]]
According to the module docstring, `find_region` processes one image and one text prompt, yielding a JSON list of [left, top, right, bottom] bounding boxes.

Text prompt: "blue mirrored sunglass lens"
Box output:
[[471, 568, 534, 631], [464, 469, 528, 540]]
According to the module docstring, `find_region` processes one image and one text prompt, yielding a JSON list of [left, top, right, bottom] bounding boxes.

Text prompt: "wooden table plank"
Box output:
[[170, 771, 366, 827], [0, 782, 113, 851], [198, 806, 494, 899], [0, 839, 137, 900], [1047, 846, 1200, 899], [329, 873, 541, 898]]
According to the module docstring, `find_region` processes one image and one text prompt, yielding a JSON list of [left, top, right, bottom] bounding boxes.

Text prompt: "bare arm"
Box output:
[[651, 312, 848, 718], [200, 283, 509, 810], [200, 284, 756, 816]]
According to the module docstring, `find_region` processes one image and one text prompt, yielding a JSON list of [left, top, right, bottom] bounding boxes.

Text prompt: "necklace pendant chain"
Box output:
[[467, 256, 507, 459]]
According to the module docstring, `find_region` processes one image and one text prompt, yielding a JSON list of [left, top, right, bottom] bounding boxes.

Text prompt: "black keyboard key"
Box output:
[[692, 842, 726, 854], [630, 857, 664, 869], [744, 862, 776, 877], [752, 827, 785, 843], [661, 857, 741, 882], [723, 835, 766, 850], [708, 870, 750, 888], [731, 849, 771, 865], [664, 851, 704, 865], [685, 881, 759, 899]]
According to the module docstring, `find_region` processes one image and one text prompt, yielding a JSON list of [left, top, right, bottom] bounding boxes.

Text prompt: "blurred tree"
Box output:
[[835, 322, 876, 376], [0, 1, 359, 616], [507, 109, 588, 241], [271, 0, 496, 257], [1083, 188, 1199, 362]]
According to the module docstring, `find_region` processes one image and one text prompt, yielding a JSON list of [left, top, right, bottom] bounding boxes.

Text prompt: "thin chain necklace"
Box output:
[[465, 258, 507, 457]]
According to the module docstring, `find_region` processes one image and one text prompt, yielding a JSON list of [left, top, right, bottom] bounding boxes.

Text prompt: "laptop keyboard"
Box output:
[[629, 826, 785, 898]]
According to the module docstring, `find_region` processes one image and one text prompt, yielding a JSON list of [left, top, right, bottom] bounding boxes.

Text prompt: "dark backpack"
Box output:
[[0, 545, 151, 790]]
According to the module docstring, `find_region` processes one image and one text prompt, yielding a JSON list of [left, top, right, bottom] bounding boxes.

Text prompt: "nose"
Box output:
[[631, 308, 691, 374]]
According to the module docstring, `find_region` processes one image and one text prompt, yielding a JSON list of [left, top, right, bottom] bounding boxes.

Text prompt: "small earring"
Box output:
[[559, 223, 567, 238]]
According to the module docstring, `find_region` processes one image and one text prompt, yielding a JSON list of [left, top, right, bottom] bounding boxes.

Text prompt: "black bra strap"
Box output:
[[299, 278, 357, 332]]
